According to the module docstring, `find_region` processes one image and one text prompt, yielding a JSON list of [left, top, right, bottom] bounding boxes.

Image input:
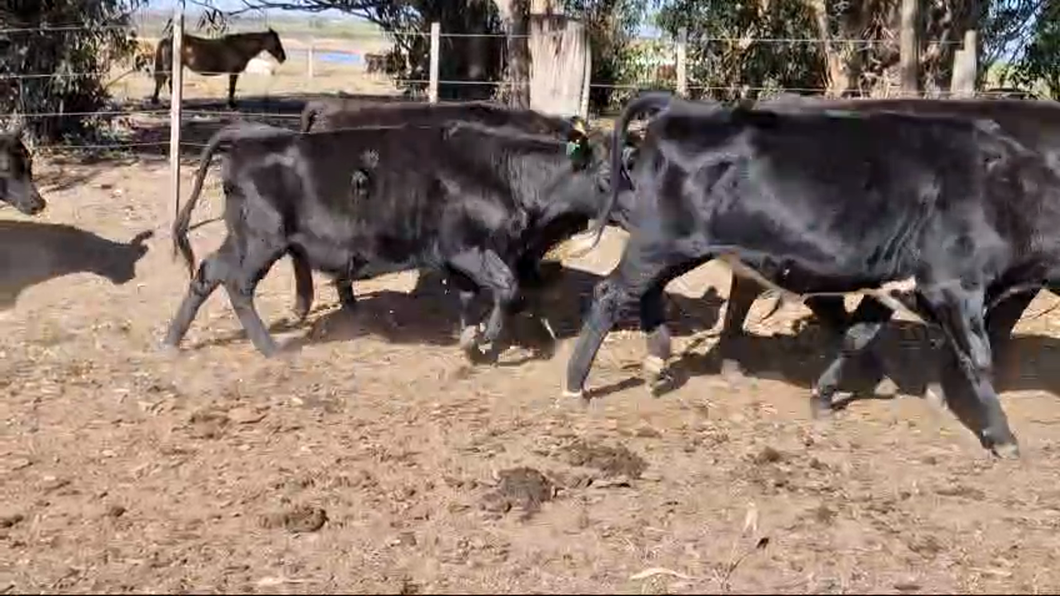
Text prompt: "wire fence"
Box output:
[[1, 9, 1033, 175]]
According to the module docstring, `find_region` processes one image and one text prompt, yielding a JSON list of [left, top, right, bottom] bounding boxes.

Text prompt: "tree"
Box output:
[[0, 0, 145, 141], [1008, 0, 1060, 97], [657, 0, 825, 100]]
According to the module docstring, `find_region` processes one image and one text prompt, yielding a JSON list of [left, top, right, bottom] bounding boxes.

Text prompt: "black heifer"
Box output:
[[566, 94, 1060, 458], [291, 100, 588, 321], [0, 130, 45, 216], [717, 95, 1060, 393], [162, 120, 610, 359]]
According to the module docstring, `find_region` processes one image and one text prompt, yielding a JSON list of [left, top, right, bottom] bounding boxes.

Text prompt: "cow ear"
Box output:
[[567, 115, 587, 141]]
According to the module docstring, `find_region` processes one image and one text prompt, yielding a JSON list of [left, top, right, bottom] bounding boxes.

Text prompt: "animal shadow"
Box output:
[[194, 263, 727, 359], [668, 317, 1060, 408], [0, 220, 152, 311]]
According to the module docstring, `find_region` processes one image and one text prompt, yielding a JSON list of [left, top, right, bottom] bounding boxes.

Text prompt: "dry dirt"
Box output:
[[6, 153, 1060, 594]]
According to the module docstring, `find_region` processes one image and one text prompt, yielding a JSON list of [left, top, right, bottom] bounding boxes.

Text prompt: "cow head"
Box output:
[[563, 117, 644, 229], [0, 128, 45, 216]]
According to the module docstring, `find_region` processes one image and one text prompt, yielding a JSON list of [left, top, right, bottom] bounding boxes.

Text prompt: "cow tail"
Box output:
[[567, 91, 675, 258], [172, 127, 232, 278], [300, 104, 318, 133]]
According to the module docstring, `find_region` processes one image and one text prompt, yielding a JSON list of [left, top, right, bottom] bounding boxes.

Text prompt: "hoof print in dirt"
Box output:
[[186, 408, 230, 439], [751, 446, 786, 466], [480, 467, 556, 520], [260, 505, 328, 533], [0, 513, 24, 529], [561, 439, 648, 487]]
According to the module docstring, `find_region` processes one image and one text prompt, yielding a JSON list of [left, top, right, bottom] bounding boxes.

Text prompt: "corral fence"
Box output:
[[5, 4, 1020, 233]]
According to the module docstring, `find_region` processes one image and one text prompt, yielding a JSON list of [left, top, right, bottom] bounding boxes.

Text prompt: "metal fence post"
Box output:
[[169, 6, 184, 226], [429, 22, 440, 103], [676, 27, 687, 97]]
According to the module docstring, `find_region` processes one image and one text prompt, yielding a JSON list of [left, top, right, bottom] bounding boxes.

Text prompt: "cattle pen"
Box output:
[[6, 5, 1060, 594]]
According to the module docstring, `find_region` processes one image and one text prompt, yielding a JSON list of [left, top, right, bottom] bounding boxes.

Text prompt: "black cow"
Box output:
[[291, 100, 588, 321], [565, 92, 1060, 458], [715, 95, 1060, 394], [162, 119, 612, 359], [0, 129, 45, 216]]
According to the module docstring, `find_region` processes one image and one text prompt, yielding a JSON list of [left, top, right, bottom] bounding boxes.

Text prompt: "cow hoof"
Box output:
[[458, 325, 480, 352], [561, 387, 587, 402], [158, 341, 181, 356], [648, 370, 680, 397], [809, 391, 833, 419], [720, 358, 743, 381], [990, 441, 1021, 460]]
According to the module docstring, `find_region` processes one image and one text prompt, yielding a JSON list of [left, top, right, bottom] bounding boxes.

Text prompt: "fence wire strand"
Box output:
[[4, 15, 1029, 159]]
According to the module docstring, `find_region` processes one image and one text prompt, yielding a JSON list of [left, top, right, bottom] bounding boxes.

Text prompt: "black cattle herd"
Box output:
[[5, 91, 1060, 461]]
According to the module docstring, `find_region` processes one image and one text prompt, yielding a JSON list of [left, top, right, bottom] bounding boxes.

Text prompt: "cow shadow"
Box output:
[[616, 317, 1060, 409], [0, 220, 153, 310], [192, 264, 727, 360], [291, 265, 725, 353]]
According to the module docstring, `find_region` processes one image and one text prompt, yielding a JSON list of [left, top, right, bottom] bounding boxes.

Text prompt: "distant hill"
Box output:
[[133, 8, 383, 41]]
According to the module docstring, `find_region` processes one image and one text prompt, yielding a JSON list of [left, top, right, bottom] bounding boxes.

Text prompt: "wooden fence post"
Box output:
[[676, 27, 687, 97], [951, 29, 978, 97], [899, 0, 919, 95], [429, 22, 440, 103], [169, 6, 184, 227], [307, 38, 315, 79]]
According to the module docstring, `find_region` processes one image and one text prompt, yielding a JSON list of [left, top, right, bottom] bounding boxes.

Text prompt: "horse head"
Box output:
[[265, 28, 287, 64]]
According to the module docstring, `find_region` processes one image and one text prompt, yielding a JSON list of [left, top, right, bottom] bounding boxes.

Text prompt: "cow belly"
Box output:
[[291, 235, 356, 277], [291, 234, 428, 280]]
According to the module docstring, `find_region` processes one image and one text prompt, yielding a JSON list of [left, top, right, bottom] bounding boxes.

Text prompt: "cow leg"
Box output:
[[811, 296, 895, 417], [640, 258, 714, 395], [221, 239, 287, 357], [334, 278, 357, 311], [922, 282, 1019, 457], [227, 74, 238, 109], [161, 237, 235, 350], [446, 249, 518, 362], [565, 236, 703, 400], [930, 288, 1037, 436], [716, 273, 765, 374], [985, 289, 1037, 392], [289, 248, 315, 322]]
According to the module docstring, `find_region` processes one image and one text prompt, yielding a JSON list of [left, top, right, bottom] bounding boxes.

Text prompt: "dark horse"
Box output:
[[150, 29, 287, 109]]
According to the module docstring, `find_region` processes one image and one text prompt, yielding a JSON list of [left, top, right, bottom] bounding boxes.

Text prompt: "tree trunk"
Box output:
[[528, 14, 589, 117]]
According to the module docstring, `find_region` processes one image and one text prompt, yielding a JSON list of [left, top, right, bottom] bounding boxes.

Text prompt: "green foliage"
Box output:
[[564, 0, 651, 112], [656, 0, 824, 101], [0, 0, 145, 142], [1007, 2, 1060, 98]]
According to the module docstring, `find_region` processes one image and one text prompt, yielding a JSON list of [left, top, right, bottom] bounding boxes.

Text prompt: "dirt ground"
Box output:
[[7, 139, 1060, 595]]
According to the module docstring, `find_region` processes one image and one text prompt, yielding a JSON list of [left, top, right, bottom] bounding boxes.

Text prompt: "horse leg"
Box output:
[[151, 72, 166, 104], [228, 74, 239, 109]]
